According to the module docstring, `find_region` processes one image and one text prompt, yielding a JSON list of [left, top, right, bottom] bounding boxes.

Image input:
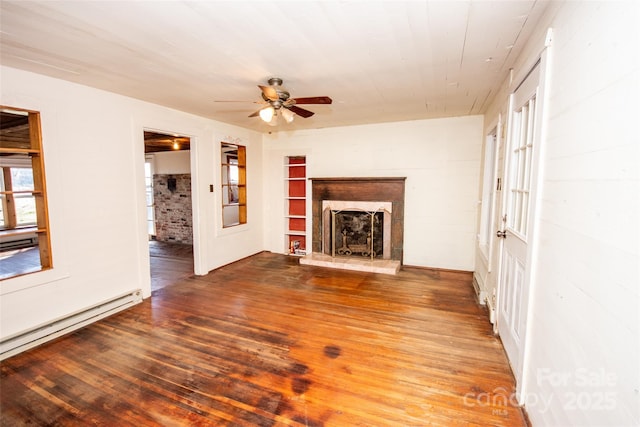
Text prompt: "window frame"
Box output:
[[144, 155, 156, 237], [221, 142, 246, 228], [0, 106, 52, 280]]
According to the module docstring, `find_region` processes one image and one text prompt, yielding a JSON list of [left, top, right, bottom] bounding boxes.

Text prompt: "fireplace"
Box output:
[[322, 200, 392, 260], [300, 177, 406, 274]]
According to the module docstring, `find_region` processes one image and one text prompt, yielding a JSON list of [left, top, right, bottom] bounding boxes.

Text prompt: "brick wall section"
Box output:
[[153, 174, 192, 244]]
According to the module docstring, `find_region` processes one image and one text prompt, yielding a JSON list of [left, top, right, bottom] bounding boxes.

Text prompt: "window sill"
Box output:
[[1, 267, 71, 296], [217, 222, 250, 237]]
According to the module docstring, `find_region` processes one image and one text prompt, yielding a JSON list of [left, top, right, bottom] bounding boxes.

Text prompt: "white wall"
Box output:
[[262, 116, 483, 271], [153, 150, 190, 174], [0, 66, 264, 340], [476, 1, 640, 425]]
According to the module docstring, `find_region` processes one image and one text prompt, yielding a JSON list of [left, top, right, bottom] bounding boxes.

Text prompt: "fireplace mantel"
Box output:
[[309, 177, 406, 262], [309, 177, 406, 181], [309, 177, 407, 185]]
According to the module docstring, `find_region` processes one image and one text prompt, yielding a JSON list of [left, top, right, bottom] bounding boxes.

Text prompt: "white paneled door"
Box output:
[[496, 61, 542, 394]]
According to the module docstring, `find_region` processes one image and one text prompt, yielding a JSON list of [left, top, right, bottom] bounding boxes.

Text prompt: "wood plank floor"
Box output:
[[0, 251, 527, 426], [149, 240, 194, 291]]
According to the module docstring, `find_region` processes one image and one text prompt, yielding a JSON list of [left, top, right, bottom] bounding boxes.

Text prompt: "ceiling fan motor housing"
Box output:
[[264, 77, 290, 106]]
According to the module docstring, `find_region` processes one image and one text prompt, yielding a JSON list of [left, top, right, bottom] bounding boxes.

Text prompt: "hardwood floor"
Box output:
[[0, 251, 527, 426], [149, 240, 194, 292]]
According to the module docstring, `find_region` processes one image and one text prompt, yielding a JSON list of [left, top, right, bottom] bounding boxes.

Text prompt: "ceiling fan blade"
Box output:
[[214, 100, 262, 103], [248, 109, 262, 118], [258, 85, 279, 101], [288, 105, 315, 118], [292, 96, 332, 105]]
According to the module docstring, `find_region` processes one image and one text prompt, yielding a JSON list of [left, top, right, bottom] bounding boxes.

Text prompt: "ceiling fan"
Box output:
[[247, 77, 332, 125]]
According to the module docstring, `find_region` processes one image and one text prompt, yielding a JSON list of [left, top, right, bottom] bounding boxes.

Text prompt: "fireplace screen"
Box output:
[[331, 210, 384, 259]]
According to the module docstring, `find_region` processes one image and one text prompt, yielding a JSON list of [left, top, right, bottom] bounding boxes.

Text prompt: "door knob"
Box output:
[[496, 230, 507, 239]]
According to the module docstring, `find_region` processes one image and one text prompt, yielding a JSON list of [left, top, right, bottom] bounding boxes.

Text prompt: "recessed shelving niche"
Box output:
[[284, 156, 306, 255]]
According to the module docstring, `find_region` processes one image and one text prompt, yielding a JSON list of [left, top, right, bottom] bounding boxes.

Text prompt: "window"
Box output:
[[1, 165, 37, 228], [0, 107, 52, 280], [221, 142, 246, 227], [144, 156, 156, 237]]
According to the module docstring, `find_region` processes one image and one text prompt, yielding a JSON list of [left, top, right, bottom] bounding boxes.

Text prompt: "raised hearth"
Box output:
[[300, 252, 401, 275]]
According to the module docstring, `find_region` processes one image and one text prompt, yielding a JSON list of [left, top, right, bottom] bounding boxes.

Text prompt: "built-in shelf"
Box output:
[[0, 147, 41, 155], [285, 156, 307, 255]]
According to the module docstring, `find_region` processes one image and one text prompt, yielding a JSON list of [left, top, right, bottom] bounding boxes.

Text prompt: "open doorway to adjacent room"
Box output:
[[143, 130, 194, 291]]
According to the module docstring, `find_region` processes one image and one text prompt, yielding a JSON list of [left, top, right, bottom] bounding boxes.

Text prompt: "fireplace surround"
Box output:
[[301, 177, 406, 274]]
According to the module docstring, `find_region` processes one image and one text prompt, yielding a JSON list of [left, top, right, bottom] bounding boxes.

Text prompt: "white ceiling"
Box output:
[[0, 1, 549, 133]]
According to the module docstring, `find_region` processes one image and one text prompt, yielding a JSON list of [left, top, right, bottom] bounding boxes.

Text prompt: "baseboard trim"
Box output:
[[402, 264, 473, 281]]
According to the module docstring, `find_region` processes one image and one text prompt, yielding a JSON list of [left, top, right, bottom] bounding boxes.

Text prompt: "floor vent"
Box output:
[[0, 289, 143, 360]]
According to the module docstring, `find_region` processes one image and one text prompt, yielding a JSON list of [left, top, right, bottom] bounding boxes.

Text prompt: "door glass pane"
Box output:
[[508, 96, 536, 237], [514, 191, 522, 232], [518, 149, 526, 189], [144, 160, 155, 237], [521, 192, 530, 234]]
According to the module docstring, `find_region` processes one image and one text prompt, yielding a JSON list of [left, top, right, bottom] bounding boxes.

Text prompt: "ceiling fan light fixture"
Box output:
[[259, 106, 275, 122], [281, 108, 295, 123], [267, 112, 279, 127]]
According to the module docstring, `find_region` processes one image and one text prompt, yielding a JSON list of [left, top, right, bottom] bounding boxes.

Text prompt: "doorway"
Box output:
[[496, 58, 547, 399], [143, 131, 194, 291]]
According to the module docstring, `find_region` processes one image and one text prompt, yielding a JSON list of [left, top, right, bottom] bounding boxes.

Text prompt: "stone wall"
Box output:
[[153, 174, 192, 244]]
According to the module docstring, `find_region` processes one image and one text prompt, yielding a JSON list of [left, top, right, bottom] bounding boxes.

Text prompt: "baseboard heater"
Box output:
[[0, 233, 38, 250], [487, 296, 497, 327], [472, 275, 487, 306], [0, 289, 143, 361]]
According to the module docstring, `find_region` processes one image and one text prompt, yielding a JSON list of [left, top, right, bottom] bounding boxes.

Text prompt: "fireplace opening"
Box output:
[[322, 200, 392, 260], [332, 210, 384, 259]]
